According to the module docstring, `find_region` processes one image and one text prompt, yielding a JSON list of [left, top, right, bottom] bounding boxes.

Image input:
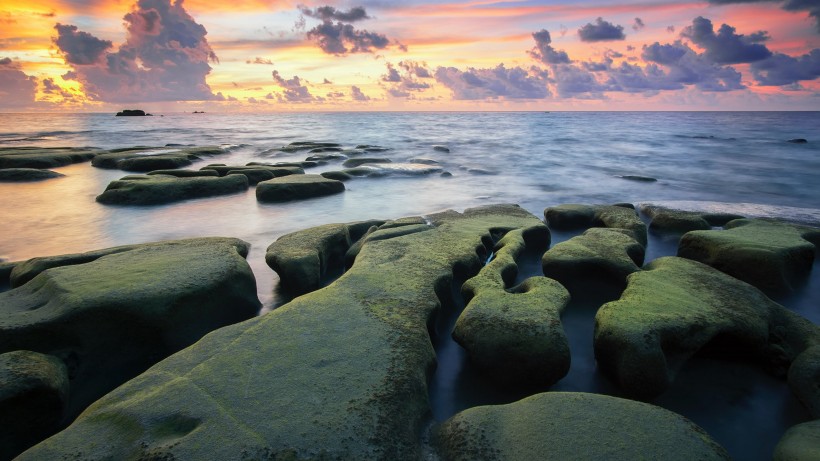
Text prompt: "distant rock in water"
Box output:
[[788, 138, 808, 144], [432, 145, 450, 153], [115, 109, 151, 116], [97, 174, 249, 205], [0, 168, 64, 182], [615, 175, 657, 182], [0, 147, 100, 169]]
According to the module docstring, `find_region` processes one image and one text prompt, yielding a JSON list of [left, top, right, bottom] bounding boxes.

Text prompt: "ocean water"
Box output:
[[1, 111, 819, 459]]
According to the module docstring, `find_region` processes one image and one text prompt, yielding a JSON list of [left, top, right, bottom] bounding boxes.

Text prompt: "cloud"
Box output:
[[751, 49, 820, 85], [706, 0, 820, 33], [54, 0, 219, 103], [641, 41, 744, 91], [0, 57, 37, 107], [578, 17, 626, 42], [272, 69, 323, 103], [382, 62, 401, 82], [434, 64, 551, 100], [299, 5, 370, 22], [351, 85, 371, 101], [323, 78, 332, 84], [632, 18, 645, 31], [681, 16, 771, 64], [246, 57, 274, 65], [399, 60, 432, 78], [529, 29, 570, 64], [381, 61, 432, 97], [306, 20, 392, 55]]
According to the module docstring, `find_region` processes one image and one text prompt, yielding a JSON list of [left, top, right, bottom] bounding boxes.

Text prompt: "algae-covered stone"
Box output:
[[774, 420, 820, 461], [0, 350, 69, 460], [594, 256, 820, 399], [321, 170, 354, 181], [678, 219, 820, 294], [1, 238, 260, 428], [266, 219, 384, 295], [435, 392, 729, 461], [788, 345, 820, 418], [279, 141, 342, 152], [96, 174, 249, 205], [201, 164, 304, 177], [342, 157, 392, 168], [0, 147, 100, 169], [544, 203, 647, 246], [19, 204, 546, 461], [93, 146, 225, 171], [640, 205, 744, 233], [256, 174, 344, 202], [542, 227, 644, 292], [0, 168, 64, 182], [146, 169, 219, 177], [454, 226, 571, 387], [227, 168, 275, 185]]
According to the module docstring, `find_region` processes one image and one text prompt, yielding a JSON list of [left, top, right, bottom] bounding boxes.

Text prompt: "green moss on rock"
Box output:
[[201, 164, 304, 177], [788, 345, 820, 418], [544, 204, 647, 246], [93, 146, 226, 171], [0, 168, 65, 182], [640, 205, 744, 233], [342, 157, 392, 168], [146, 169, 219, 177], [96, 174, 249, 205], [256, 174, 345, 203], [0, 147, 100, 169], [774, 420, 820, 461], [435, 392, 729, 461]]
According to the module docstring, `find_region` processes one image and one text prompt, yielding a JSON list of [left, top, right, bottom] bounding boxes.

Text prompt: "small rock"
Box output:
[[432, 145, 450, 153], [787, 138, 808, 144], [342, 157, 392, 168]]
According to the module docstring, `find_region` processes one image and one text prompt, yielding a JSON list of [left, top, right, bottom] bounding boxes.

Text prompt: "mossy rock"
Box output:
[[256, 174, 345, 203], [305, 152, 348, 162], [0, 168, 64, 182], [774, 420, 820, 461], [544, 204, 647, 246], [542, 227, 644, 293], [594, 256, 820, 399], [640, 205, 744, 234], [454, 226, 571, 387], [201, 164, 304, 177], [92, 146, 225, 171], [96, 174, 249, 205], [146, 169, 219, 177], [344, 219, 438, 268], [320, 170, 354, 181], [1, 238, 260, 430], [279, 141, 342, 153], [227, 169, 275, 185], [266, 219, 384, 295], [342, 157, 392, 168], [116, 154, 195, 172], [435, 392, 729, 460], [678, 219, 820, 294], [19, 205, 547, 460], [0, 147, 100, 169], [0, 350, 69, 460], [788, 345, 820, 418]]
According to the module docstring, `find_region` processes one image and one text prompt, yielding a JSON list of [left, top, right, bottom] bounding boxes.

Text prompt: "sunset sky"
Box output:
[[1, 0, 818, 111]]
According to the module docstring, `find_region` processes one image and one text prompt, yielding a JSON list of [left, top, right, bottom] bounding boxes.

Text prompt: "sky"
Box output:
[[1, 0, 819, 111]]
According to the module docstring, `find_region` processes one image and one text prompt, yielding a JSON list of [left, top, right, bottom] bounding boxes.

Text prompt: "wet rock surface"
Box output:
[[0, 147, 100, 169], [0, 168, 64, 181], [92, 146, 227, 171], [96, 174, 249, 205], [256, 174, 345, 202]]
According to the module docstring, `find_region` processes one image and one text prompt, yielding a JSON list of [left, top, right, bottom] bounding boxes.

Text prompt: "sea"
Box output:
[[1, 111, 819, 459]]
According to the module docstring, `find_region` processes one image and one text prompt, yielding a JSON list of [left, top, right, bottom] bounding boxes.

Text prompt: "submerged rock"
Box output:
[[92, 146, 226, 171], [18, 205, 547, 460], [256, 174, 345, 202], [545, 203, 647, 246], [432, 145, 450, 153], [322, 163, 444, 180], [279, 141, 342, 153], [342, 157, 392, 168], [2, 238, 260, 454], [435, 392, 729, 460], [594, 256, 820, 399], [774, 420, 820, 461], [96, 174, 249, 205], [0, 168, 64, 182], [0, 147, 100, 169], [146, 169, 219, 178], [678, 219, 820, 294], [787, 138, 808, 144], [201, 164, 303, 177], [0, 351, 69, 460], [615, 175, 657, 182], [226, 168, 275, 185]]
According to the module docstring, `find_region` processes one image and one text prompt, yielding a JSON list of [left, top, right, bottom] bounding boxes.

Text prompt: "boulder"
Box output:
[[115, 109, 150, 116], [0, 168, 64, 182], [342, 157, 392, 168], [0, 350, 69, 460], [435, 392, 729, 461], [18, 205, 547, 460], [1, 238, 260, 450], [678, 219, 820, 294], [256, 174, 344, 202], [640, 205, 744, 234], [774, 420, 820, 461], [146, 169, 219, 177], [0, 147, 100, 169], [542, 227, 644, 292], [594, 256, 820, 399], [96, 174, 249, 205], [454, 225, 571, 387], [545, 204, 647, 246], [788, 345, 820, 418], [201, 164, 303, 177], [227, 169, 275, 185]]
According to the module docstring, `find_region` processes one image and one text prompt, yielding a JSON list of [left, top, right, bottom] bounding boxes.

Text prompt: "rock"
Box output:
[[320, 170, 354, 181], [146, 169, 219, 177], [787, 139, 808, 144], [96, 174, 249, 205], [640, 205, 744, 234], [270, 161, 320, 169], [0, 168, 64, 181], [435, 392, 729, 461], [305, 153, 347, 162], [615, 175, 658, 182], [227, 169, 275, 185], [201, 164, 303, 177], [115, 109, 150, 116], [0, 261, 15, 287], [18, 205, 546, 460], [0, 351, 69, 460], [408, 157, 439, 165], [678, 219, 820, 294], [594, 256, 820, 399], [441, 171, 453, 177], [324, 164, 444, 180], [256, 174, 345, 203], [432, 145, 450, 152], [92, 146, 226, 171], [1, 238, 260, 447], [774, 420, 820, 461], [342, 157, 393, 168], [343, 220, 431, 267], [279, 141, 341, 153], [542, 227, 644, 293], [266, 219, 384, 295], [307, 147, 343, 153], [355, 144, 389, 152], [788, 345, 820, 418], [454, 226, 571, 387], [0, 147, 100, 169], [545, 204, 648, 246]]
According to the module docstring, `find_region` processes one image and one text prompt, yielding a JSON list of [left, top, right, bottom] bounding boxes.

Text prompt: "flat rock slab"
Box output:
[[594, 256, 820, 399], [146, 169, 219, 177], [342, 157, 392, 168], [0, 168, 64, 182], [678, 218, 820, 294], [435, 392, 729, 460], [97, 174, 249, 205], [774, 420, 820, 461], [0, 351, 69, 460], [0, 147, 100, 169], [256, 174, 344, 202], [2, 238, 260, 454], [545, 203, 647, 246], [640, 204, 744, 233], [201, 164, 304, 177], [92, 146, 227, 171], [19, 205, 546, 460]]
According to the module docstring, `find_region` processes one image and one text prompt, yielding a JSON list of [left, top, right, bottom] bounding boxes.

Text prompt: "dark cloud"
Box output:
[[0, 57, 37, 107], [578, 17, 626, 42], [351, 85, 371, 101], [306, 20, 393, 55], [381, 62, 431, 97], [54, 0, 218, 103], [632, 18, 646, 31], [640, 41, 744, 91], [399, 60, 432, 78], [382, 62, 401, 82], [41, 77, 74, 99], [299, 5, 370, 22], [707, 0, 820, 33], [323, 78, 333, 84], [681, 16, 771, 64], [667, 25, 676, 33], [272, 69, 323, 103], [529, 29, 570, 64], [434, 64, 551, 100], [751, 49, 820, 85], [246, 57, 274, 65], [326, 91, 345, 99]]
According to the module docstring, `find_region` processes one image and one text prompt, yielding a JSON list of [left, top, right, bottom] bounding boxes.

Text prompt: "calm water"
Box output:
[[1, 111, 818, 459]]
